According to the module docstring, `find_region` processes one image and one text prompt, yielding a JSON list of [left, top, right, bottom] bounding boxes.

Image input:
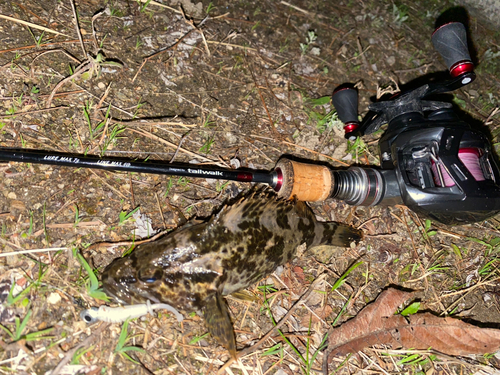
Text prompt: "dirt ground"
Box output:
[[0, 0, 500, 374]]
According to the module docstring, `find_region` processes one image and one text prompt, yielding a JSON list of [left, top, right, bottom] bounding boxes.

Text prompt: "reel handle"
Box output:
[[332, 87, 359, 139], [432, 22, 474, 78]]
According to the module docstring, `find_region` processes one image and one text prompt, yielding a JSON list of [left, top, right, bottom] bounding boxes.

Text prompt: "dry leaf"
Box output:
[[326, 288, 500, 365], [293, 266, 306, 283]]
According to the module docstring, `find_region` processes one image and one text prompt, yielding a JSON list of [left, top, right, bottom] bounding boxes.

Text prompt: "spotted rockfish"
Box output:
[[101, 189, 362, 357]]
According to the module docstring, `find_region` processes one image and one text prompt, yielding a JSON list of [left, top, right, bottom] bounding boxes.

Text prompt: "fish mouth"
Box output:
[[101, 277, 133, 305]]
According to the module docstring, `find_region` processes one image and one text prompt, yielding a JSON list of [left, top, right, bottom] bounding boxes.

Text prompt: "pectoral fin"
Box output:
[[230, 290, 258, 302], [203, 292, 237, 359]]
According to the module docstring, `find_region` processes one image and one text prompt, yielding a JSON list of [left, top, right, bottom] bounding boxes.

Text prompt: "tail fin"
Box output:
[[315, 222, 363, 247]]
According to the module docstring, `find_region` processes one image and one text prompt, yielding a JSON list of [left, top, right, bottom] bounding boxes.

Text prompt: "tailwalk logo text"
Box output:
[[187, 168, 223, 176]]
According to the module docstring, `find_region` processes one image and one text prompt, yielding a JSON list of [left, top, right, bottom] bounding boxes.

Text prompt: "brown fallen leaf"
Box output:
[[324, 288, 500, 372], [293, 265, 306, 283]]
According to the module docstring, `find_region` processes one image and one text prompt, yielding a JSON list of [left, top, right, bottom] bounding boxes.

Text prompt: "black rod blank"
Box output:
[[0, 148, 276, 186]]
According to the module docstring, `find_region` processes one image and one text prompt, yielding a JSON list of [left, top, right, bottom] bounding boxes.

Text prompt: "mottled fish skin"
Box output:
[[101, 189, 362, 355]]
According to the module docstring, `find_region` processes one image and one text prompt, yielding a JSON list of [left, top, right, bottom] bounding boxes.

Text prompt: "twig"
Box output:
[[0, 106, 67, 119], [74, 82, 134, 118], [0, 237, 24, 250], [51, 323, 110, 375], [280, 140, 349, 166], [30, 48, 81, 68], [130, 174, 136, 208], [135, 0, 183, 14], [155, 192, 167, 229], [16, 3, 53, 26], [32, 221, 105, 237], [371, 347, 499, 370], [0, 39, 92, 55], [0, 14, 71, 37], [394, 63, 433, 74], [0, 247, 68, 258], [132, 29, 196, 82], [400, 209, 429, 287], [206, 40, 257, 52], [376, 77, 400, 99], [69, 0, 86, 57], [241, 139, 274, 164], [485, 107, 499, 126], [91, 9, 106, 51], [45, 60, 91, 108], [356, 37, 371, 72], [92, 116, 110, 154], [439, 277, 500, 315], [247, 58, 279, 138], [217, 273, 328, 374], [127, 127, 223, 165], [163, 87, 239, 127], [180, 7, 210, 56], [401, 209, 447, 313], [86, 229, 168, 252], [113, 119, 198, 129], [170, 130, 191, 163], [97, 82, 113, 109], [89, 169, 127, 199], [279, 1, 330, 21], [358, 351, 392, 375]]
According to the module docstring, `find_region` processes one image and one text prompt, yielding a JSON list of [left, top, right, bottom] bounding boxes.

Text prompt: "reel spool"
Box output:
[[431, 147, 486, 187]]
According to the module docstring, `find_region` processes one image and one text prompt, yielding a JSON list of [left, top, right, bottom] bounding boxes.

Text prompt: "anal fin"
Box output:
[[317, 222, 363, 247], [203, 292, 237, 359]]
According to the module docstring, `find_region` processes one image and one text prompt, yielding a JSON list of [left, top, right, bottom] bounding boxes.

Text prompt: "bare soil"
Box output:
[[0, 0, 499, 374]]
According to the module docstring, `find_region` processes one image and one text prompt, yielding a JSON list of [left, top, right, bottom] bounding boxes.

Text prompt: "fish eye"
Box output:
[[138, 269, 163, 283]]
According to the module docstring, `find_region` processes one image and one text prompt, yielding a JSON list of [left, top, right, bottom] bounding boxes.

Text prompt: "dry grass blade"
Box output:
[[135, 0, 182, 14], [0, 247, 68, 258], [218, 273, 328, 374], [324, 288, 500, 373], [45, 61, 91, 108], [127, 127, 225, 166], [51, 323, 110, 375], [0, 14, 71, 37]]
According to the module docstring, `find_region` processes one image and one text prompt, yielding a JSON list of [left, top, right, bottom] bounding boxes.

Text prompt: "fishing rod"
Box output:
[[0, 147, 336, 202]]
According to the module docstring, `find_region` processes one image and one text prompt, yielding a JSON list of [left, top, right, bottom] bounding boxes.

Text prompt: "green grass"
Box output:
[[118, 207, 140, 226], [114, 319, 146, 364], [300, 94, 344, 134], [199, 136, 215, 154], [100, 123, 126, 156], [399, 302, 420, 316], [0, 310, 54, 343], [75, 251, 110, 302], [300, 30, 317, 56]]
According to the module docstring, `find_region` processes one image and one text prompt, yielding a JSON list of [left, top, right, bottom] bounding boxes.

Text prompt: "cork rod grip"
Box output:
[[275, 159, 335, 201]]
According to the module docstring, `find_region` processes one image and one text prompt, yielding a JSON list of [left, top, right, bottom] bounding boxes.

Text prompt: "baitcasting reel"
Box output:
[[328, 22, 500, 224]]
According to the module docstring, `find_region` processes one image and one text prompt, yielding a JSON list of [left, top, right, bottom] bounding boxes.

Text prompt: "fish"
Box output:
[[101, 189, 363, 358]]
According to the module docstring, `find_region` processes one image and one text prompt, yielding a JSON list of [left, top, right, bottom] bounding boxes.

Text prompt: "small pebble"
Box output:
[[47, 292, 62, 305], [230, 158, 241, 169]]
